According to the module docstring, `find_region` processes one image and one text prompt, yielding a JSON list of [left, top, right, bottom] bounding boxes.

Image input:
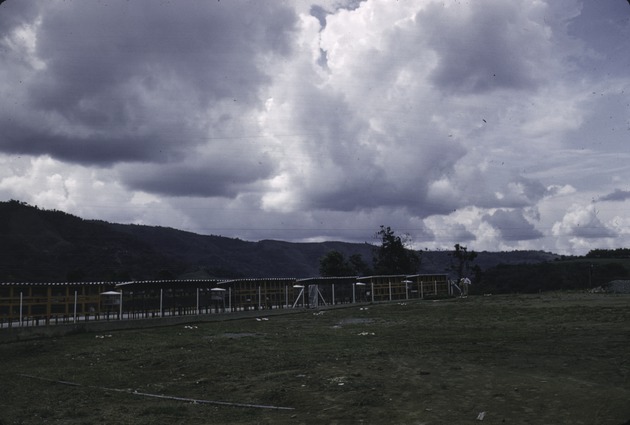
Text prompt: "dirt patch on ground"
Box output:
[[220, 332, 260, 339], [334, 317, 374, 327]]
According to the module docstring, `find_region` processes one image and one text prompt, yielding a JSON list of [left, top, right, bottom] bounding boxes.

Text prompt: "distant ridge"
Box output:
[[0, 200, 559, 282]]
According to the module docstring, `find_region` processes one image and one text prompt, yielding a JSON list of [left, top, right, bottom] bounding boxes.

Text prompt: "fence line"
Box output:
[[1, 275, 452, 330]]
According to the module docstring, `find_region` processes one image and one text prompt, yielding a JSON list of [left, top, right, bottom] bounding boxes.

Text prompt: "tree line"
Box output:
[[319, 226, 478, 282]]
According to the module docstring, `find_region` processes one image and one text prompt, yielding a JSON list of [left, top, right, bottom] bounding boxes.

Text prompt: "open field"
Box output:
[[1, 292, 629, 424]]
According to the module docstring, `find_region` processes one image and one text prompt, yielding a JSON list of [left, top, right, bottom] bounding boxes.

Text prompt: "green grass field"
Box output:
[[1, 292, 629, 424]]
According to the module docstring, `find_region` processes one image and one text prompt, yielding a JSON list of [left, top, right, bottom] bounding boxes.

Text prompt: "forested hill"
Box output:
[[0, 200, 559, 282]]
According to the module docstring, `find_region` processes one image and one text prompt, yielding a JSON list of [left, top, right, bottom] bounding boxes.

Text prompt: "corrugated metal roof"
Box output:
[[115, 279, 221, 288], [0, 274, 448, 287], [297, 276, 358, 281], [219, 277, 296, 284], [0, 281, 112, 286]]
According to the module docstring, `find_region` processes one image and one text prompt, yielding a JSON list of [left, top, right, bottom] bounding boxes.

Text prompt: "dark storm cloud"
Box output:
[[31, 1, 295, 106], [1, 0, 297, 165], [483, 209, 543, 241], [310, 5, 329, 29], [599, 189, 630, 202], [567, 1, 630, 78], [121, 150, 275, 198], [0, 114, 199, 165], [0, 0, 39, 31], [419, 1, 546, 94]]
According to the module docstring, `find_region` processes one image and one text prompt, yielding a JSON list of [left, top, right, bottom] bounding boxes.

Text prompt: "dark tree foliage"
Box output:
[[372, 226, 420, 275], [450, 243, 478, 282], [156, 269, 175, 280], [319, 251, 354, 277], [472, 260, 629, 294], [349, 253, 372, 276], [586, 248, 630, 259], [319, 250, 371, 277]]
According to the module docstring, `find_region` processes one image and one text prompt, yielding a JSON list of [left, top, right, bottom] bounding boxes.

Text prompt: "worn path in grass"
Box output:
[[1, 292, 629, 424]]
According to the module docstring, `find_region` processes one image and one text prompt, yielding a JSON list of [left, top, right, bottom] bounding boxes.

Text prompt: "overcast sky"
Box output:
[[1, 0, 629, 255]]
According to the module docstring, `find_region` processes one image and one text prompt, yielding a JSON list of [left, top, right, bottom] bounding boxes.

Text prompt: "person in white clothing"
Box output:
[[460, 277, 471, 296]]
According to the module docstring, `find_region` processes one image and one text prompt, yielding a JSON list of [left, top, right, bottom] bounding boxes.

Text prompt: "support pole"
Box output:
[[291, 287, 304, 308], [352, 283, 356, 304], [160, 289, 163, 317], [317, 288, 328, 306], [371, 282, 374, 303], [74, 290, 78, 323], [119, 291, 123, 320], [19, 292, 23, 327], [389, 281, 392, 301], [196, 288, 200, 315], [332, 283, 335, 305]]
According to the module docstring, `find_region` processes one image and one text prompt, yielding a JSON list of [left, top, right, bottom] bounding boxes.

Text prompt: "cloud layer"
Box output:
[[1, 0, 629, 255]]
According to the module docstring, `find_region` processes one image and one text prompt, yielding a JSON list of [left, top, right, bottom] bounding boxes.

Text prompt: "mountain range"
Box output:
[[0, 200, 560, 282]]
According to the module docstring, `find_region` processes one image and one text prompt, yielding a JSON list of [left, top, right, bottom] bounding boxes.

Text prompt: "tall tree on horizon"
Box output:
[[450, 243, 478, 282], [373, 226, 420, 275]]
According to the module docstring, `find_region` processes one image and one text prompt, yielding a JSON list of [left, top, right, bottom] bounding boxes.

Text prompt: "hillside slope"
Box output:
[[0, 200, 559, 282]]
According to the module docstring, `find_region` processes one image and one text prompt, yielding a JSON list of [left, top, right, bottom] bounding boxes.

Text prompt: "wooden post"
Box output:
[[46, 286, 52, 319]]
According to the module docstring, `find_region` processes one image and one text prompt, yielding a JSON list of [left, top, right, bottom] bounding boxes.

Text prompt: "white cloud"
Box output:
[[552, 204, 616, 239]]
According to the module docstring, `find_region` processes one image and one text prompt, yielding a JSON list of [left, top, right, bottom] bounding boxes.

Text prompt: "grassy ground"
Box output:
[[1, 292, 629, 424]]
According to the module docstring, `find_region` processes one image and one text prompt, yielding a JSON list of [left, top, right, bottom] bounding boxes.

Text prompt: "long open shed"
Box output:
[[0, 273, 451, 328]]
